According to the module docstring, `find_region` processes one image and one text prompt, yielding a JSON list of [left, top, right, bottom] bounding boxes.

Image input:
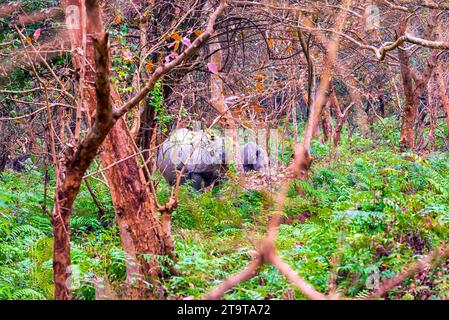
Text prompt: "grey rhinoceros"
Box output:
[[156, 128, 226, 190], [240, 141, 266, 172], [157, 129, 267, 189]]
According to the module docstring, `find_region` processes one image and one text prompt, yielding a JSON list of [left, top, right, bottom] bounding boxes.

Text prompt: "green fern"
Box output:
[[11, 288, 46, 300], [10, 224, 44, 239], [426, 168, 449, 197], [29, 215, 52, 234], [71, 215, 101, 231], [353, 289, 370, 300]]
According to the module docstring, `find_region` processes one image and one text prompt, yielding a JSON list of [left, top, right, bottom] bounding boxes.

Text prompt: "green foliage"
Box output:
[[150, 80, 173, 133], [1, 115, 449, 300], [162, 120, 449, 300], [0, 168, 117, 300], [173, 181, 265, 232]]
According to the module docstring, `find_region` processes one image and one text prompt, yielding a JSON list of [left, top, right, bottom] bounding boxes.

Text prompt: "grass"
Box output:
[[1, 118, 449, 300]]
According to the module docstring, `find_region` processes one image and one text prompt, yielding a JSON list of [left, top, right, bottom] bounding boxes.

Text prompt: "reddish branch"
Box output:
[[0, 3, 19, 18], [17, 7, 63, 25], [328, 82, 353, 147], [203, 0, 353, 300], [204, 255, 263, 299], [367, 245, 449, 300], [435, 64, 449, 136], [422, 0, 449, 11], [398, 12, 440, 151]]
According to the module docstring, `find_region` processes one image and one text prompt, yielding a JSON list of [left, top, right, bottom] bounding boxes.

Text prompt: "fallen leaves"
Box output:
[[240, 166, 289, 190], [194, 29, 204, 37]]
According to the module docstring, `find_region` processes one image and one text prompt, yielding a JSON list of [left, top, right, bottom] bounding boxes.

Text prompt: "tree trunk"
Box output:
[[80, 1, 166, 298], [98, 117, 166, 299], [435, 64, 449, 137], [398, 13, 437, 151], [52, 24, 113, 299], [59, 0, 165, 300], [139, 101, 157, 168], [321, 100, 334, 142], [204, 1, 241, 170], [427, 85, 437, 151], [55, 0, 226, 300], [348, 86, 370, 137], [0, 122, 8, 172], [328, 83, 346, 147]]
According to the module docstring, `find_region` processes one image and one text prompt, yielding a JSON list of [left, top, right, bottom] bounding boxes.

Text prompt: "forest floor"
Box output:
[[239, 166, 289, 191], [1, 119, 449, 300]]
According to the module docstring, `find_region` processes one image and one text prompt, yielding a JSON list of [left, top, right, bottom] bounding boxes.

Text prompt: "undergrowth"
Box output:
[[1, 117, 449, 300]]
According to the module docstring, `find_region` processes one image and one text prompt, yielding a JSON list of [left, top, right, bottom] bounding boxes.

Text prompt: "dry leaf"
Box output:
[[194, 29, 204, 37], [146, 60, 153, 72], [173, 41, 180, 52], [303, 17, 314, 27], [171, 32, 181, 42]]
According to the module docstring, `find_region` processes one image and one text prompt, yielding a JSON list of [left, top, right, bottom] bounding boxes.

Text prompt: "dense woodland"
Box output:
[[0, 0, 448, 301]]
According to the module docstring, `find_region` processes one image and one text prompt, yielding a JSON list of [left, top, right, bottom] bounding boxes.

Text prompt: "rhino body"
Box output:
[[157, 129, 267, 189], [157, 128, 226, 190], [241, 141, 266, 172]]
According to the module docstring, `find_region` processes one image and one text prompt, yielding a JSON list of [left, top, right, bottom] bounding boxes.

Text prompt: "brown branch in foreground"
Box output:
[[422, 0, 449, 11], [202, 0, 353, 300], [17, 7, 62, 25], [204, 255, 263, 300], [366, 245, 449, 300], [0, 3, 19, 18], [269, 253, 327, 300]]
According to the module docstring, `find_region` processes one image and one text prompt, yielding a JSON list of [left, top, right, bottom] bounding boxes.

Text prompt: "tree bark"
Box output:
[[56, 0, 227, 299], [98, 116, 165, 299], [321, 100, 334, 142], [328, 82, 347, 147], [79, 0, 166, 298], [56, 0, 164, 300], [398, 13, 438, 151], [348, 86, 370, 137], [435, 64, 449, 137], [52, 25, 113, 299], [426, 78, 437, 151]]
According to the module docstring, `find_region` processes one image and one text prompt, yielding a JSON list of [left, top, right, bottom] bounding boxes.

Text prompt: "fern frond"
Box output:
[[71, 215, 101, 231], [11, 288, 47, 300], [10, 225, 44, 240]]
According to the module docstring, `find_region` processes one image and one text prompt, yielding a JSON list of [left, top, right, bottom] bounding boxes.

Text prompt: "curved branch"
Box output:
[[203, 256, 262, 300], [113, 1, 228, 119]]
